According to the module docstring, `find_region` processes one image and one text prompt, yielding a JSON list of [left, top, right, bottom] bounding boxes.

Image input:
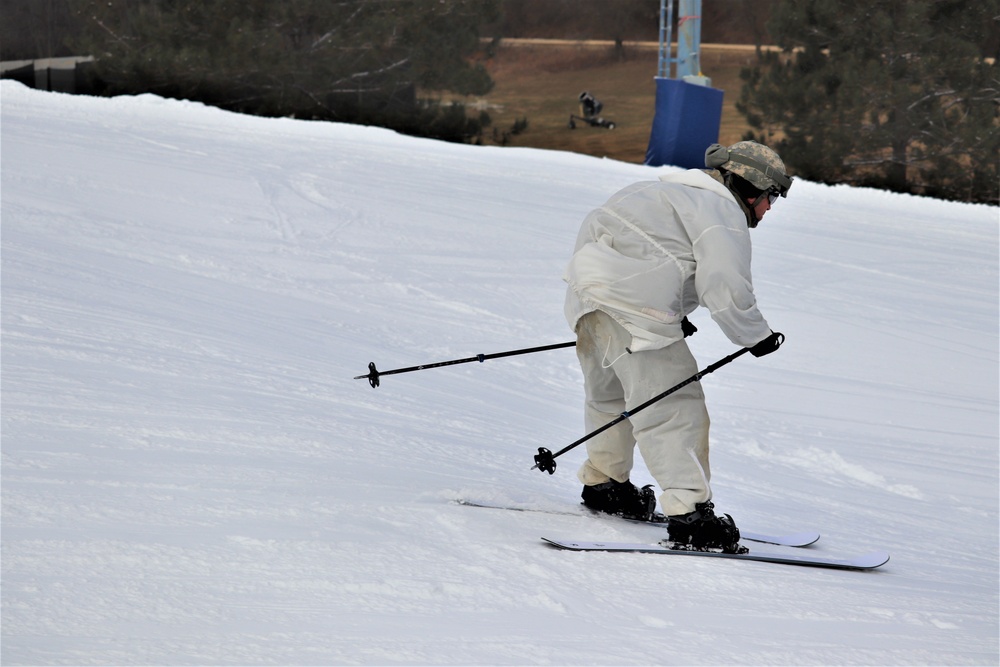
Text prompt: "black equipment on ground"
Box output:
[[569, 91, 616, 130]]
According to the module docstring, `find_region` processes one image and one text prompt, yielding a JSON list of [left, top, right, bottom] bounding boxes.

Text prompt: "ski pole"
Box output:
[[532, 344, 757, 474], [355, 341, 576, 388]]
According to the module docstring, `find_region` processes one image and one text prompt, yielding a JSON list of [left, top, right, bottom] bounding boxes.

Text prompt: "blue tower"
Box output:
[[645, 0, 724, 169]]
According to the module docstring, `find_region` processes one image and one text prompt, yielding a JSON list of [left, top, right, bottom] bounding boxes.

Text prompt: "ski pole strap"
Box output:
[[355, 341, 577, 388], [532, 346, 752, 474]]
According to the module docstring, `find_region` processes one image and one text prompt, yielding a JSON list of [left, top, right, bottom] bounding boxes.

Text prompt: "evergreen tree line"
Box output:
[[3, 0, 997, 203], [739, 0, 999, 204], [64, 0, 500, 144]]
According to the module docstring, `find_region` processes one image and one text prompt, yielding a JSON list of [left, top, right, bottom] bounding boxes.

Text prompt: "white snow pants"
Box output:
[[575, 310, 712, 516]]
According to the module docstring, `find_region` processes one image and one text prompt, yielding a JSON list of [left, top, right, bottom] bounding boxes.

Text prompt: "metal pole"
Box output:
[[355, 341, 576, 388], [657, 0, 668, 77], [666, 0, 675, 78]]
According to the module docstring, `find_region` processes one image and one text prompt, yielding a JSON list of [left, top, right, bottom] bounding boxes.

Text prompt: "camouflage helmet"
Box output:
[[705, 141, 792, 196]]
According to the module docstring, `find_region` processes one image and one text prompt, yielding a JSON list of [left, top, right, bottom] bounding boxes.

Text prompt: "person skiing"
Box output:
[[562, 140, 792, 554]]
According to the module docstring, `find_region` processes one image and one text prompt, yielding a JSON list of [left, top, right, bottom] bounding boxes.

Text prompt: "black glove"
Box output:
[[749, 331, 784, 357], [681, 316, 698, 338]]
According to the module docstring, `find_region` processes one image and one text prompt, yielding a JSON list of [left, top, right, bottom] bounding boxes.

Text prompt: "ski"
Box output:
[[541, 538, 889, 571], [455, 499, 820, 548]]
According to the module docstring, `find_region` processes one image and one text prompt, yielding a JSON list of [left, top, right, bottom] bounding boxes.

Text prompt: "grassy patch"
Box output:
[[448, 42, 761, 163]]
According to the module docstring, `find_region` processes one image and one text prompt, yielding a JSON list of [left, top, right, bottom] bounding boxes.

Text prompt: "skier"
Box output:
[[563, 140, 792, 553]]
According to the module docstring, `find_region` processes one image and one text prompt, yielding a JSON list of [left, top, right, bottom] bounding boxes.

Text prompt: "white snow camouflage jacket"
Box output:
[[564, 168, 772, 352]]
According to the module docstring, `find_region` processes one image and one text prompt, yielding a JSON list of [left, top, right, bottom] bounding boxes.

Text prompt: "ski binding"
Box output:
[[454, 499, 819, 547]]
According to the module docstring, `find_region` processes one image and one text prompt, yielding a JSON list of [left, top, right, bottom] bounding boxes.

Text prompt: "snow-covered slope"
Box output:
[[2, 81, 997, 665]]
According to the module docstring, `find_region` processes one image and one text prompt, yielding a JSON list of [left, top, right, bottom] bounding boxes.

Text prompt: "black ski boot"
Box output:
[[662, 501, 748, 554], [581, 479, 656, 521]]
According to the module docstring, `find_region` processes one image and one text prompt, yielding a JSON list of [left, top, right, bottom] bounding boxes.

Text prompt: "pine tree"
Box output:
[[68, 0, 499, 141], [737, 0, 999, 204]]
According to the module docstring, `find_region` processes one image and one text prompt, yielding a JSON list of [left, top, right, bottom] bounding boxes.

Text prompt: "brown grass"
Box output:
[[448, 42, 763, 163]]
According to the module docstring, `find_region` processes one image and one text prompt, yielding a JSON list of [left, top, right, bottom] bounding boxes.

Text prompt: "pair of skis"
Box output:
[[456, 499, 889, 571]]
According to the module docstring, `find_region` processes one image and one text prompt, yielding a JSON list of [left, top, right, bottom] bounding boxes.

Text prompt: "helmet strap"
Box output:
[[746, 191, 770, 228], [723, 172, 761, 228]]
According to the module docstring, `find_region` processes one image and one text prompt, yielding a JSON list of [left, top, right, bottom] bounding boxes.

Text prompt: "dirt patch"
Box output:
[[452, 42, 762, 164]]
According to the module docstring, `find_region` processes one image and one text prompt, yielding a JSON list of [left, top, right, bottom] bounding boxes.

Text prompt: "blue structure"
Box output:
[[645, 0, 724, 169]]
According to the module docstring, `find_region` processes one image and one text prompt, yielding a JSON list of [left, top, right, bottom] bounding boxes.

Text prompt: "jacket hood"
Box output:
[[659, 168, 732, 198], [660, 168, 754, 227]]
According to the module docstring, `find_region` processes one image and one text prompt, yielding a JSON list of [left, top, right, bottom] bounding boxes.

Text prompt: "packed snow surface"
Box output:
[[2, 80, 998, 665]]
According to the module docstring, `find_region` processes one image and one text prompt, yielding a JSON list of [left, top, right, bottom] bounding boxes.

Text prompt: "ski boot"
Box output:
[[662, 501, 748, 554], [581, 479, 656, 521]]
